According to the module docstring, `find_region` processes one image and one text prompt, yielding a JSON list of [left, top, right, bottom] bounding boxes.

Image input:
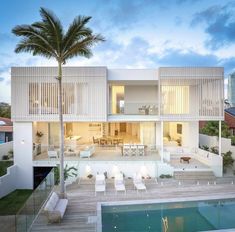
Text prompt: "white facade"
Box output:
[[11, 66, 224, 189]]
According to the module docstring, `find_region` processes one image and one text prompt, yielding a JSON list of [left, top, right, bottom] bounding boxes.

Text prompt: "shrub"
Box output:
[[200, 121, 230, 138], [231, 136, 235, 146], [54, 164, 78, 184], [8, 149, 13, 158], [2, 155, 9, 160], [202, 145, 209, 151], [222, 151, 234, 169], [210, 146, 218, 155], [160, 174, 172, 178]]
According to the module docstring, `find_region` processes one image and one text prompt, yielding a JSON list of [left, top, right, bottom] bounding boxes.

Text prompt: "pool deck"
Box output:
[[31, 178, 235, 232]]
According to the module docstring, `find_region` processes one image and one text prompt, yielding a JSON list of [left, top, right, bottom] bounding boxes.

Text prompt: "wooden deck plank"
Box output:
[[31, 178, 235, 232]]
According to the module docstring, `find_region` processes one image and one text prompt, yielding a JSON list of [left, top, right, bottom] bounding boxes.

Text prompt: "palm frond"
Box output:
[[62, 16, 92, 53], [39, 7, 64, 56], [63, 34, 105, 61], [15, 38, 55, 58], [12, 25, 57, 57], [12, 7, 104, 63]]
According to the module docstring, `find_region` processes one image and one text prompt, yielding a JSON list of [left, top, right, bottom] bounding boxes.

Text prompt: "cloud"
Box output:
[[191, 2, 235, 49], [157, 49, 218, 66], [155, 48, 235, 75], [0, 77, 4, 82]]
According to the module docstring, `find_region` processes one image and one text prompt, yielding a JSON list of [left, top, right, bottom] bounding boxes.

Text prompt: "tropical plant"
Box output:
[[210, 146, 218, 155], [159, 174, 172, 178], [222, 151, 234, 172], [202, 145, 209, 151], [200, 121, 230, 138], [36, 131, 43, 138], [54, 164, 78, 185], [231, 136, 235, 146], [7, 149, 13, 159], [12, 8, 104, 197]]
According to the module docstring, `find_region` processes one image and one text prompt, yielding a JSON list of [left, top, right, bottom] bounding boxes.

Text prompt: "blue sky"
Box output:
[[1, 0, 235, 102]]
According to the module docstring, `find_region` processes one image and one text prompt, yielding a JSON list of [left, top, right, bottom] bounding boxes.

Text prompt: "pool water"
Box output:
[[102, 198, 235, 232]]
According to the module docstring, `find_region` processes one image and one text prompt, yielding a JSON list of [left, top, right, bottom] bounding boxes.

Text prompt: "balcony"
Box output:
[[108, 101, 159, 121]]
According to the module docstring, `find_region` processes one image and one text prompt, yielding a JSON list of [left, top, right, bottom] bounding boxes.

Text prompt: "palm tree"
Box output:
[[12, 8, 104, 197]]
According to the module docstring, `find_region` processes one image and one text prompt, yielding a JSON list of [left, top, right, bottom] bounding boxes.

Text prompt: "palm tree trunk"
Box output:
[[58, 62, 65, 197]]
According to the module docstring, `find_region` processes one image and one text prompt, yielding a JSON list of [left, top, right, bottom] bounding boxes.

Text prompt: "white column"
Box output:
[[219, 120, 221, 156], [14, 122, 33, 189], [161, 121, 164, 162]]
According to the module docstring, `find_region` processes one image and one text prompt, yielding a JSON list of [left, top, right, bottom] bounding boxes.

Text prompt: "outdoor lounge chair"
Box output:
[[48, 150, 59, 159], [133, 173, 147, 193], [44, 192, 68, 223], [95, 174, 106, 196], [114, 173, 126, 194]]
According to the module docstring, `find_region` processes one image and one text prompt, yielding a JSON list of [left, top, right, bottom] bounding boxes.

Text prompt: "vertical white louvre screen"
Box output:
[[12, 67, 107, 121], [159, 67, 224, 120]]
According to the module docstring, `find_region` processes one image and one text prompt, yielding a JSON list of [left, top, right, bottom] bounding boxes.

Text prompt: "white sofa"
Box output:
[[44, 192, 68, 223], [80, 145, 95, 158]]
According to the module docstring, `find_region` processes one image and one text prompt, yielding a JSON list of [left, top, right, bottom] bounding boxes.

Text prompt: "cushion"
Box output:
[[115, 184, 125, 191], [44, 192, 59, 211], [115, 179, 123, 185], [54, 199, 68, 217]]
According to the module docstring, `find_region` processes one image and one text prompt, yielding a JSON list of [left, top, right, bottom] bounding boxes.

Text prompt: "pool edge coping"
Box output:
[[96, 193, 235, 232]]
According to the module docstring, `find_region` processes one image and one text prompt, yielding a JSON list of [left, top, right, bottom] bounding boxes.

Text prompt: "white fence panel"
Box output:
[[0, 165, 17, 198]]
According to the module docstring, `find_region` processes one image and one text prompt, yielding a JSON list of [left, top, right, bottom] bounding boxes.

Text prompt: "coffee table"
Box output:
[[180, 156, 191, 163]]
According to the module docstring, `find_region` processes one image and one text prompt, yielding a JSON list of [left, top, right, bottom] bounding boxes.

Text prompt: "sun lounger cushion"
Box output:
[[54, 199, 68, 218]]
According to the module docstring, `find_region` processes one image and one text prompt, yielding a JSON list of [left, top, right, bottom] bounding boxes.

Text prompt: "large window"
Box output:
[[111, 86, 125, 114], [161, 86, 189, 115]]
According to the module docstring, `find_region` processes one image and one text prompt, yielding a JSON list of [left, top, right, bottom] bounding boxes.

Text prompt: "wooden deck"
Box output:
[[31, 178, 235, 232]]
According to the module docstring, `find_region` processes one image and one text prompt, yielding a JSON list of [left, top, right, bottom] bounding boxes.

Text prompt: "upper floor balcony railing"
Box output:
[[109, 101, 159, 115]]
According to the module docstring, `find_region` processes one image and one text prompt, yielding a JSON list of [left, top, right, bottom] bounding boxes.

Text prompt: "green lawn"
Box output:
[[0, 190, 33, 215], [0, 160, 13, 176]]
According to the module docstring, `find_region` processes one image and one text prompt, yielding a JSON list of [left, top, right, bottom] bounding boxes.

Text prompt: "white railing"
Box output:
[[0, 141, 13, 160], [0, 164, 17, 198]]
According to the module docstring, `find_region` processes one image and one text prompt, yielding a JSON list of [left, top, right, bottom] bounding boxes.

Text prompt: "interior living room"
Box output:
[[33, 121, 159, 161]]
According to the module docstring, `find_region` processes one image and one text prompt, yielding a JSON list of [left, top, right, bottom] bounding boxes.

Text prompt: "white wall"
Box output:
[[156, 162, 174, 177], [78, 161, 156, 178], [0, 165, 17, 198], [108, 69, 158, 81], [196, 149, 223, 177], [182, 121, 199, 148], [14, 122, 33, 189], [199, 133, 235, 161], [0, 141, 13, 160], [124, 85, 158, 114]]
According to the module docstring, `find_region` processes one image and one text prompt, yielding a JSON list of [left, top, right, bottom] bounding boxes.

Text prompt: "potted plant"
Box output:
[[36, 131, 44, 143], [54, 164, 78, 185]]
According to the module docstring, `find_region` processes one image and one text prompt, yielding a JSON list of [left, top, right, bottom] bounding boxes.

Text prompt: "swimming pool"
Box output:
[[100, 197, 235, 232]]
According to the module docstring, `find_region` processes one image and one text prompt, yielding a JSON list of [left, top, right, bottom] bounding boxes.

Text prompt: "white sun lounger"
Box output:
[[114, 173, 126, 194], [95, 174, 106, 196], [133, 173, 147, 193]]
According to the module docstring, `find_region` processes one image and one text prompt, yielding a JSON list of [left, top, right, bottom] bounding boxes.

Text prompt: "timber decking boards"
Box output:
[[31, 178, 235, 232]]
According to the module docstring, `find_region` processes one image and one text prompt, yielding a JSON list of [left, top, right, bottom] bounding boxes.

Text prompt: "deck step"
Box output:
[[174, 171, 216, 180]]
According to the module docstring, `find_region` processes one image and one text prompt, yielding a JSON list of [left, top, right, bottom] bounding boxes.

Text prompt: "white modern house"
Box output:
[[11, 66, 224, 189]]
